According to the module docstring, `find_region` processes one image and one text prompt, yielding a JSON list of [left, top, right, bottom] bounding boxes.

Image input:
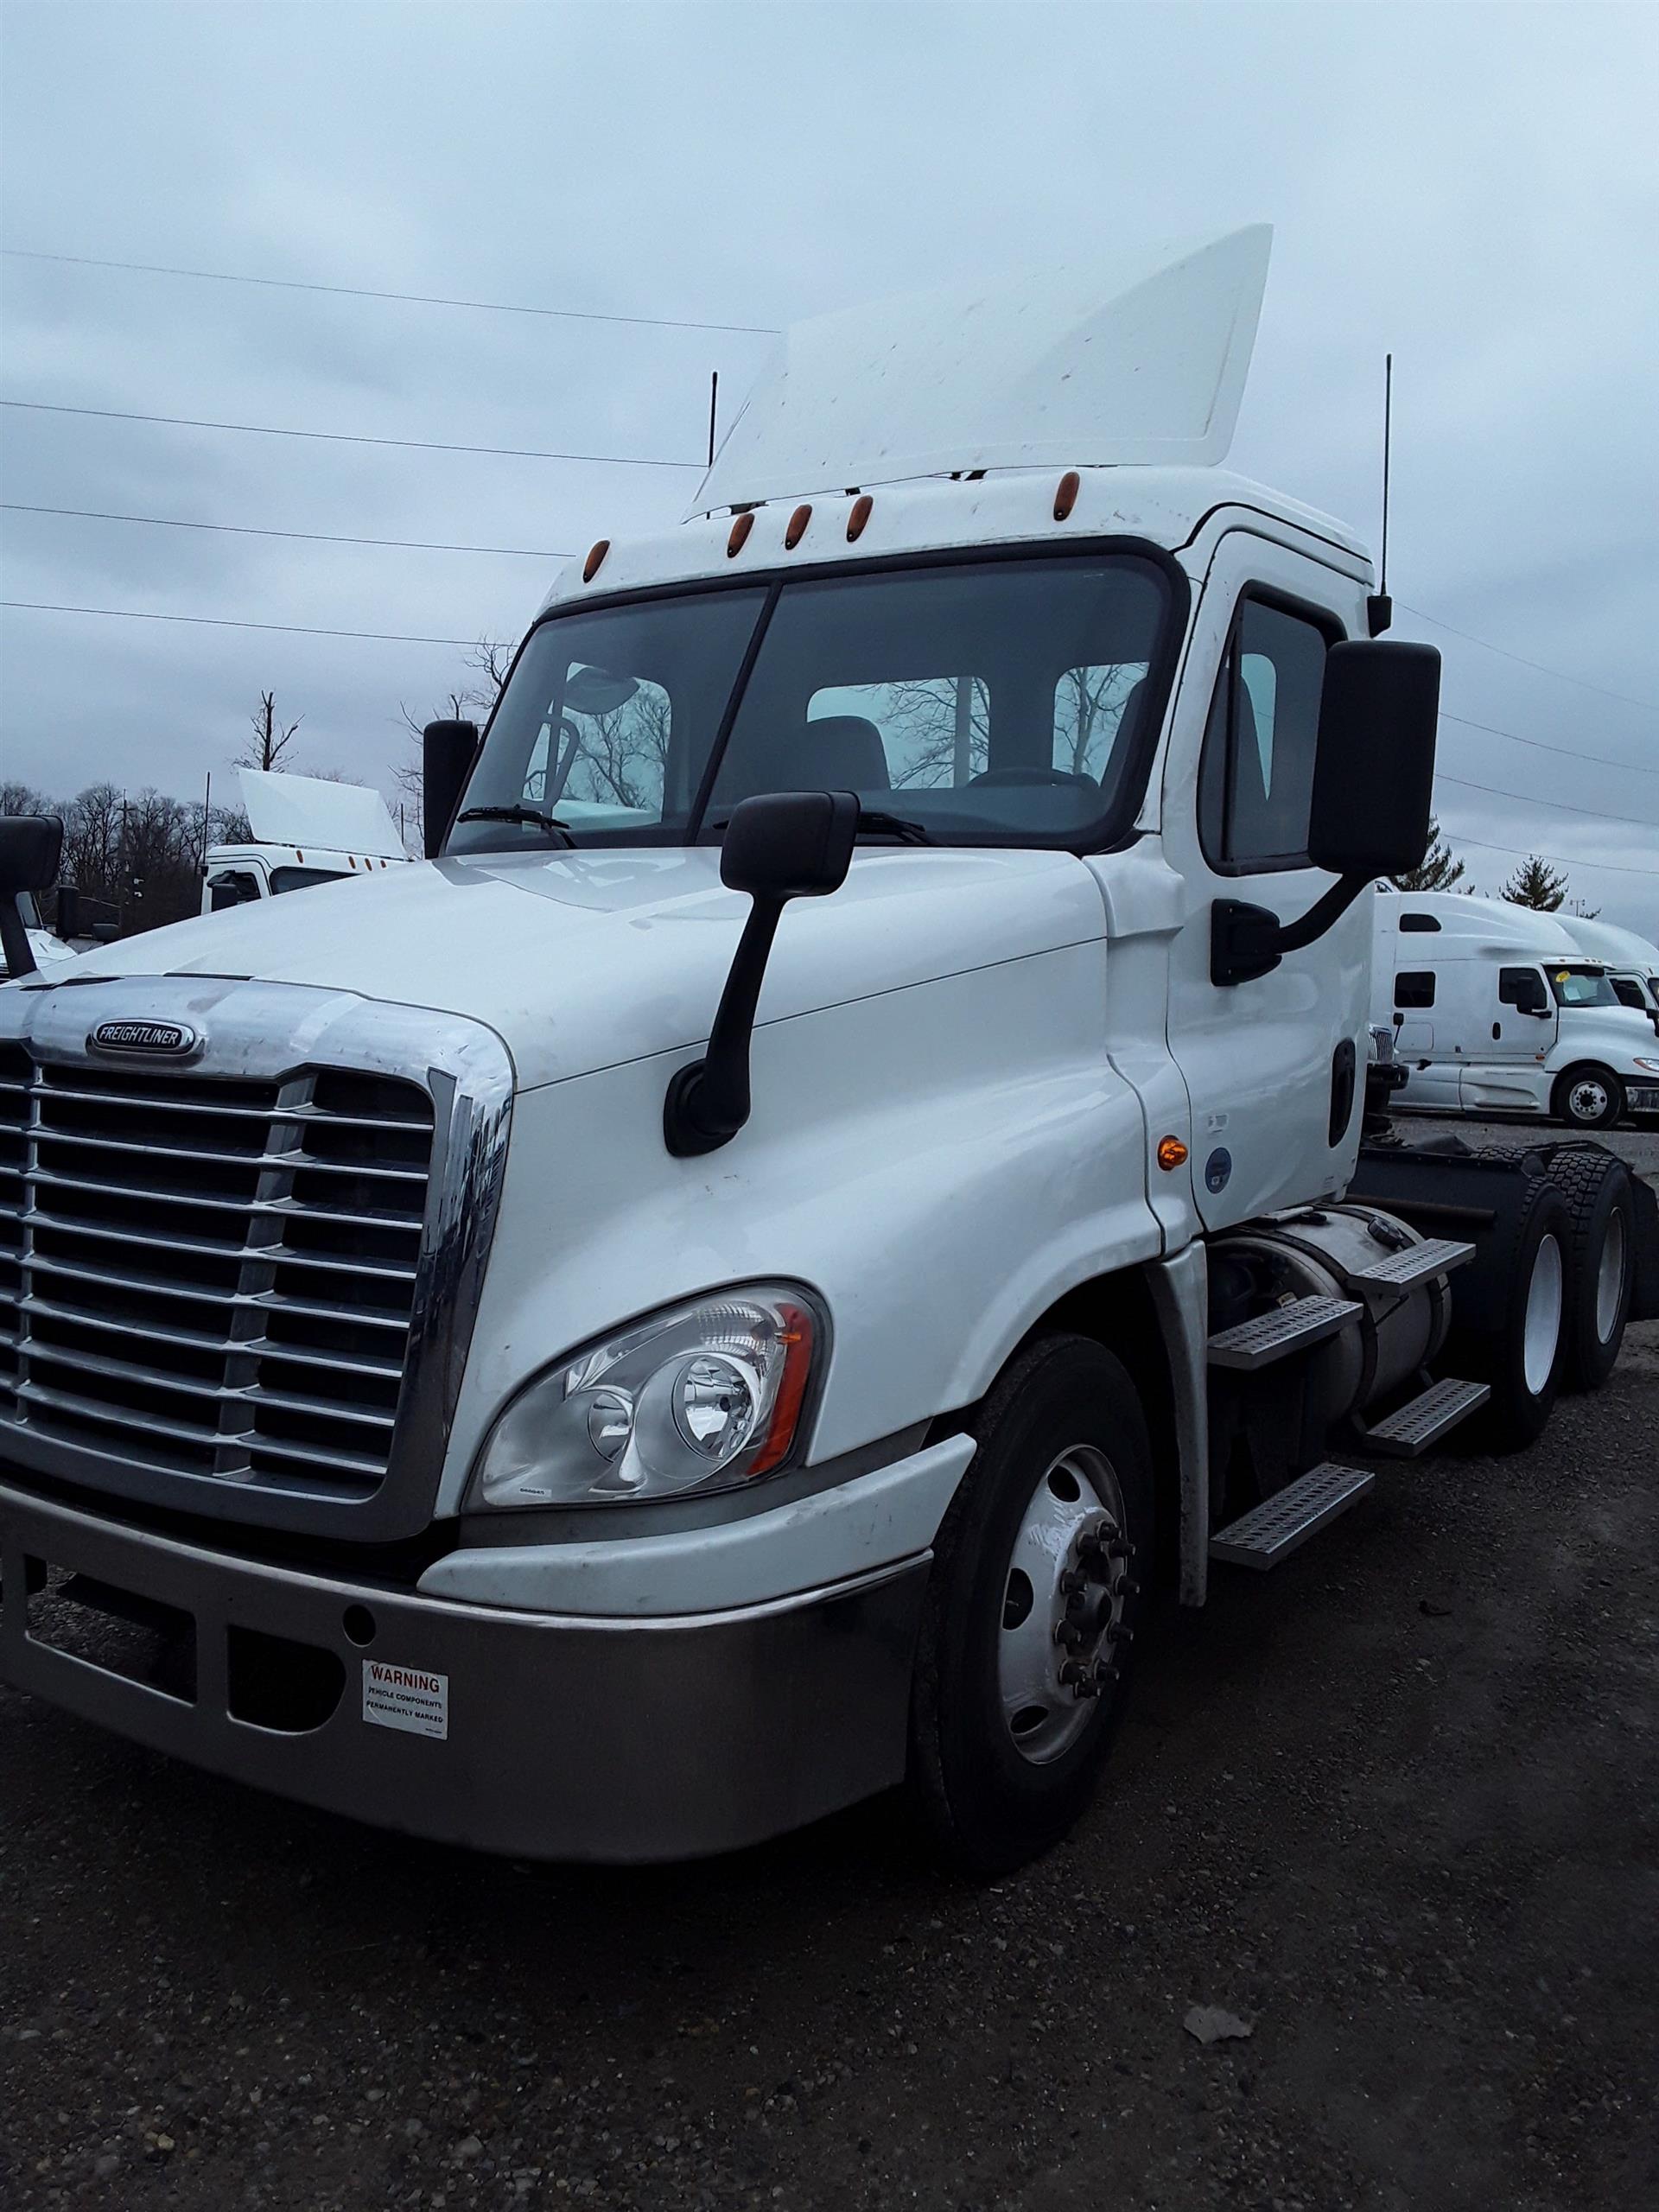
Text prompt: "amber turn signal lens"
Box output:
[[847, 493, 874, 542], [1053, 470, 1080, 522], [785, 503, 812, 550], [1156, 1135, 1189, 1172], [582, 539, 609, 582], [727, 511, 755, 557]]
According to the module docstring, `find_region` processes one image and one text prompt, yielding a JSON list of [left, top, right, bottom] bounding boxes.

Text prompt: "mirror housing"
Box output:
[[664, 791, 860, 1156], [1307, 639, 1441, 879], [0, 814, 65, 979], [422, 719, 480, 859], [1212, 639, 1442, 987]]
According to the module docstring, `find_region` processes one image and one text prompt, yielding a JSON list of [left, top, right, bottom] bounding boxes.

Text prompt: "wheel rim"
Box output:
[[1595, 1209, 1629, 1344], [1568, 1079, 1610, 1124], [1522, 1232, 1564, 1395], [998, 1443, 1128, 1766]]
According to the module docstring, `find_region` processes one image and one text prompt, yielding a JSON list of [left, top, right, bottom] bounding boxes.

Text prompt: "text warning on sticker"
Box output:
[[363, 1659, 449, 1740]]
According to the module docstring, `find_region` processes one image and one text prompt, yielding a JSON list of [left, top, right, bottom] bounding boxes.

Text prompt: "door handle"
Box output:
[[1493, 1022, 1501, 1039]]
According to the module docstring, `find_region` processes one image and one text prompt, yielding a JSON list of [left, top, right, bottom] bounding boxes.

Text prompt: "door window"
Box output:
[[1498, 967, 1548, 1014], [1198, 596, 1334, 869]]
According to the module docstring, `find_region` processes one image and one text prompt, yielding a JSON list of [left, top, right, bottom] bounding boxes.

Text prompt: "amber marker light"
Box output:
[[848, 493, 874, 542], [785, 503, 812, 550], [582, 539, 609, 582], [1053, 470, 1081, 522], [1157, 1136, 1189, 1172], [727, 511, 755, 557], [747, 1302, 817, 1477]]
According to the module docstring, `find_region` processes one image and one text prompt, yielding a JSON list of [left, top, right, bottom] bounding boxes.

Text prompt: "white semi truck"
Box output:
[[1557, 914, 1659, 1020], [2, 232, 1655, 1872], [1374, 889, 1659, 1128], [201, 769, 407, 912]]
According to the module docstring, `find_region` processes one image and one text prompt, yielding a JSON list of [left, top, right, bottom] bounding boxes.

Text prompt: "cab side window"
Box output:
[[1395, 971, 1436, 1008], [1198, 596, 1335, 869], [1498, 967, 1548, 1014]]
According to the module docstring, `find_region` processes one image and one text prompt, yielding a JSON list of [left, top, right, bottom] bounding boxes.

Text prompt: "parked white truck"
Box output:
[[201, 768, 407, 912], [1557, 914, 1659, 1020], [1374, 888, 1659, 1128], [3, 232, 1655, 1871]]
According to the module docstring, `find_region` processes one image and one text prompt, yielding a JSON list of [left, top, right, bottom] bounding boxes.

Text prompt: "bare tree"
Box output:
[[238, 691, 302, 772], [1, 779, 54, 817], [396, 638, 512, 830]]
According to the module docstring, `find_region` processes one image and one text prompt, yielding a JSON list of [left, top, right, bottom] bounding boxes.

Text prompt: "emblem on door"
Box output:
[[1205, 1147, 1233, 1193]]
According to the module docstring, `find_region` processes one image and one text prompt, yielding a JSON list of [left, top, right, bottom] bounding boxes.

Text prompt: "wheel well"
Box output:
[[928, 1268, 1183, 1592]]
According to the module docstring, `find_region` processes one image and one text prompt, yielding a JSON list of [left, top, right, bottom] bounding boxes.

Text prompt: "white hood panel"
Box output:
[[63, 847, 1108, 1093]]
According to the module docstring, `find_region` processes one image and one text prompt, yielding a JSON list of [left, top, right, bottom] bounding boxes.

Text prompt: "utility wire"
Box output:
[[2, 245, 779, 338], [1434, 772, 1659, 832], [1440, 709, 1659, 779], [1402, 601, 1657, 715], [0, 500, 569, 561], [1431, 826, 1659, 880], [0, 397, 703, 469], [1, 600, 480, 646]]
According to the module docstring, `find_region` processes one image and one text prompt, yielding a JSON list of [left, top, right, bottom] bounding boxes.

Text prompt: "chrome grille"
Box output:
[[0, 1042, 435, 1504]]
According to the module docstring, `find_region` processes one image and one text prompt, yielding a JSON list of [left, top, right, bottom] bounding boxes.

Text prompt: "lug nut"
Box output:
[[1055, 1619, 1086, 1649], [1106, 1624, 1135, 1647]]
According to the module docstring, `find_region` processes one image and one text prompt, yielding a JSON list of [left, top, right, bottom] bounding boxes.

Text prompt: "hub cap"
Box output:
[[998, 1444, 1130, 1765], [1522, 1232, 1564, 1396], [1568, 1078, 1611, 1123], [1595, 1209, 1628, 1344]]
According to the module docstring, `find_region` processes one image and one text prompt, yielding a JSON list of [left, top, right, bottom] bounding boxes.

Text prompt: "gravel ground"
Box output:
[[3, 1128, 1656, 2212]]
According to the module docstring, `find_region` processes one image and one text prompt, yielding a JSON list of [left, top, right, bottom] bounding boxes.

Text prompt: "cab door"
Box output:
[[1160, 530, 1370, 1230]]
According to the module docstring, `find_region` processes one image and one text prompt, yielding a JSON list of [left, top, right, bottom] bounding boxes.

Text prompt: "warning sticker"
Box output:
[[362, 1659, 449, 1740]]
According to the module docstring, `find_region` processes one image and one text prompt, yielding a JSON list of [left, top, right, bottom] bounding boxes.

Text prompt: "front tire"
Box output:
[[1552, 1064, 1624, 1130], [908, 1336, 1155, 1875]]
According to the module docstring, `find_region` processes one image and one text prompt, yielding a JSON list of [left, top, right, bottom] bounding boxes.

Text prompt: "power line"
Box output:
[[2, 600, 481, 646], [1434, 772, 1659, 832], [1433, 826, 1659, 880], [2, 245, 779, 338], [1402, 601, 1657, 715], [1440, 709, 1659, 779], [0, 397, 703, 469], [0, 500, 569, 561]]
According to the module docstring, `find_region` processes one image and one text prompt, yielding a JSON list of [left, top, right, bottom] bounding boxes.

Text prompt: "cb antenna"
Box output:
[[1368, 352, 1394, 636]]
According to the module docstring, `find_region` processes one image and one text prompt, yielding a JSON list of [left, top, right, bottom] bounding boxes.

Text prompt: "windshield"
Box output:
[[447, 552, 1175, 855], [1548, 964, 1620, 1009]]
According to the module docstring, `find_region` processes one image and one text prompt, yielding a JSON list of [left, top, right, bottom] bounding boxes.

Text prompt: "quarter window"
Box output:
[[1395, 971, 1436, 1008], [1198, 596, 1334, 868]]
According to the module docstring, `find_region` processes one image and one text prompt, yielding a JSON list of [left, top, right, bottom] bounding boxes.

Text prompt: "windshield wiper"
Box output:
[[852, 809, 933, 845], [454, 805, 578, 848], [704, 804, 933, 847]]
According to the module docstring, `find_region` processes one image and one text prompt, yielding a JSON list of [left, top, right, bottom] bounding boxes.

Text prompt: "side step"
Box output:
[[1355, 1375, 1490, 1458], [1210, 1463, 1376, 1570], [1342, 1236, 1475, 1292], [1206, 1295, 1361, 1371]]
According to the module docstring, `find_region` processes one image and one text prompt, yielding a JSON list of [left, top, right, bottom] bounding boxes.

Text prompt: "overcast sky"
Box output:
[[2, 1, 1656, 926]]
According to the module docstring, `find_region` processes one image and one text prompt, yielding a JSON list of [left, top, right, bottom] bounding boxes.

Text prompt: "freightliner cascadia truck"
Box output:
[[3, 231, 1655, 1872]]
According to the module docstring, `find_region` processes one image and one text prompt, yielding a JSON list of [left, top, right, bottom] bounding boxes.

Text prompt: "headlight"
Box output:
[[1633, 1057, 1659, 1072], [467, 1285, 824, 1509]]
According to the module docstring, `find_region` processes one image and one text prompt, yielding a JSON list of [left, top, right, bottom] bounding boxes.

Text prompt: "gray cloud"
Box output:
[[2, 0, 1656, 927]]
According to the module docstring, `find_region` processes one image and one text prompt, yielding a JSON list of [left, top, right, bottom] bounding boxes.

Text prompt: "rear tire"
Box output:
[[1547, 1148, 1637, 1390], [908, 1336, 1155, 1876], [1453, 1177, 1572, 1451], [1552, 1064, 1624, 1131]]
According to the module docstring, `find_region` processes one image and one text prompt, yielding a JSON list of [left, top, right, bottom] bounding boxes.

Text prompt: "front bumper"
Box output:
[[0, 1481, 928, 1861], [1626, 1082, 1659, 1114]]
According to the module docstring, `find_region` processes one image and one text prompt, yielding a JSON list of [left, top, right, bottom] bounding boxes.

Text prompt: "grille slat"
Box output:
[[0, 1046, 434, 1505]]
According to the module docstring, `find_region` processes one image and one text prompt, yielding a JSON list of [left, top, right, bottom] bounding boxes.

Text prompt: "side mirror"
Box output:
[[1307, 640, 1441, 878], [0, 814, 64, 979], [1212, 640, 1442, 987], [664, 791, 859, 1157], [423, 719, 480, 860]]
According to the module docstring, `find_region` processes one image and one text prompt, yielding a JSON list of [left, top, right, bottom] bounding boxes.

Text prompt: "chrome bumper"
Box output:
[[1628, 1083, 1659, 1114], [0, 1481, 927, 1861]]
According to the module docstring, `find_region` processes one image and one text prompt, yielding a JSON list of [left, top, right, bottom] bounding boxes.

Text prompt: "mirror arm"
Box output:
[[1211, 872, 1370, 988], [664, 894, 785, 1156], [0, 899, 35, 979]]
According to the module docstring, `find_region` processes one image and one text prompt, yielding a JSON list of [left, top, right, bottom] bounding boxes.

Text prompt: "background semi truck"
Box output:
[[1557, 913, 1659, 1019], [200, 768, 408, 912], [3, 231, 1656, 1872], [1374, 888, 1659, 1128]]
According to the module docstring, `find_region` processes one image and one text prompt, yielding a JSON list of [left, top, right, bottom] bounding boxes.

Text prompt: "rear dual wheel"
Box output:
[[1452, 1177, 1572, 1452], [908, 1336, 1154, 1875], [1547, 1149, 1637, 1390]]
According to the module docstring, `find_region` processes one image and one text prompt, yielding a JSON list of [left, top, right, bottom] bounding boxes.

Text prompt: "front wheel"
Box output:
[[908, 1336, 1155, 1875], [1552, 1064, 1624, 1130]]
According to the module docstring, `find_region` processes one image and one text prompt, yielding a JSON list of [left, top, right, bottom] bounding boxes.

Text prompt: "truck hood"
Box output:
[[46, 846, 1108, 1091]]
